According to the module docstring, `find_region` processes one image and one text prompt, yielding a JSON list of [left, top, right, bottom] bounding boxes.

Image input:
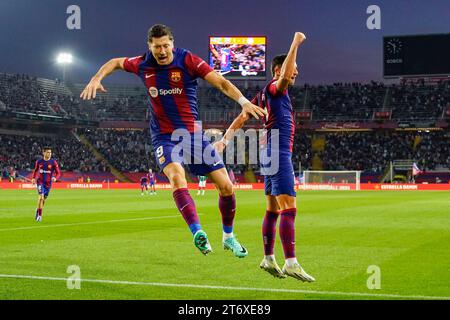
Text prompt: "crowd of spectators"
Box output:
[[415, 131, 450, 171], [308, 81, 385, 121], [389, 81, 449, 121], [1, 129, 448, 182], [292, 133, 312, 172], [0, 133, 107, 179], [321, 131, 415, 173], [0, 74, 48, 114], [1, 73, 448, 124], [82, 129, 155, 172], [1, 72, 449, 181], [321, 131, 450, 173]]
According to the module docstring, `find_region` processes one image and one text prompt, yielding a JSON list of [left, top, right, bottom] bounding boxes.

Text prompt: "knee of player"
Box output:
[[218, 181, 234, 196], [277, 195, 296, 211], [170, 173, 187, 186]]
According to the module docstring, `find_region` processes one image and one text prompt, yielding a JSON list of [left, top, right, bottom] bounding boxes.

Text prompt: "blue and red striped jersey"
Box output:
[[32, 159, 61, 187], [123, 48, 213, 137], [147, 172, 155, 182], [252, 79, 295, 153], [140, 176, 148, 183]]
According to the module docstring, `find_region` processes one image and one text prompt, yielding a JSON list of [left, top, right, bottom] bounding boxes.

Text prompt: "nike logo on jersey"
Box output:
[[213, 161, 222, 166], [145, 74, 155, 79]]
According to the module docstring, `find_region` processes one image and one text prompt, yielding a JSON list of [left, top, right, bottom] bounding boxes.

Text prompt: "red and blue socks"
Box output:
[[279, 208, 297, 260], [262, 210, 279, 256], [219, 194, 236, 238], [173, 188, 201, 235]]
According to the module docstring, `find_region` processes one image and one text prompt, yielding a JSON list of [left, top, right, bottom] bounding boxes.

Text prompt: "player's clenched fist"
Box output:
[[80, 78, 107, 100], [293, 32, 306, 46]]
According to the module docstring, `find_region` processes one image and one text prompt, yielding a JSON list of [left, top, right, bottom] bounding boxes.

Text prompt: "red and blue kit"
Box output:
[[32, 159, 61, 198], [140, 176, 148, 187], [253, 79, 296, 197], [123, 48, 224, 175], [147, 172, 156, 186]]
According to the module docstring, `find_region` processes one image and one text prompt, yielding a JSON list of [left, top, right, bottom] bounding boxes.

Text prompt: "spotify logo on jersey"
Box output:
[[148, 87, 184, 98]]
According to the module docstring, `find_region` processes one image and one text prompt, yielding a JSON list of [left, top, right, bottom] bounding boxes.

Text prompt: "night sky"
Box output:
[[0, 0, 448, 85]]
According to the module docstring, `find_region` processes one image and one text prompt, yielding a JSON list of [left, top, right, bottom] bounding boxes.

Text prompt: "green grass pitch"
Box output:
[[0, 189, 449, 300]]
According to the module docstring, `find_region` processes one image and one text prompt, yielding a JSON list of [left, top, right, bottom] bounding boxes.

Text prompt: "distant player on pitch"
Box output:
[[80, 24, 266, 257], [31, 147, 61, 222], [147, 169, 157, 195], [197, 175, 207, 195], [140, 175, 149, 195], [215, 32, 315, 282]]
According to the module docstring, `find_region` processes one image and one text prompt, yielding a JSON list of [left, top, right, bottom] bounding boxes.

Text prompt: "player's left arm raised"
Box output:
[[204, 71, 267, 120], [276, 32, 306, 94]]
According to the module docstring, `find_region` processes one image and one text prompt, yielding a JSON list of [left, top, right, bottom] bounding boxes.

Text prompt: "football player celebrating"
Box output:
[[215, 32, 315, 281], [80, 24, 266, 257]]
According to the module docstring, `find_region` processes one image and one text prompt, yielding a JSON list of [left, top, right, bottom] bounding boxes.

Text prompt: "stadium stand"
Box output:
[[82, 128, 155, 173], [389, 81, 450, 121], [1, 73, 449, 183], [307, 81, 386, 121], [0, 131, 112, 182], [1, 73, 448, 122]]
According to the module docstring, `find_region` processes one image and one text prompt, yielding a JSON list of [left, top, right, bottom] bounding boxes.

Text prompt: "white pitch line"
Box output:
[[0, 215, 188, 232], [0, 274, 448, 300]]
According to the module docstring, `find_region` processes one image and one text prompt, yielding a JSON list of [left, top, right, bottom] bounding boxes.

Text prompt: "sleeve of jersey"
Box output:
[[184, 52, 213, 79], [32, 161, 39, 179], [54, 161, 61, 180], [251, 94, 266, 125], [267, 82, 288, 97], [123, 55, 144, 75]]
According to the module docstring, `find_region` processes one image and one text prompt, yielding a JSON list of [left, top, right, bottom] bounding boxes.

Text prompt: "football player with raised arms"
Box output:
[[80, 24, 266, 257], [215, 32, 315, 281]]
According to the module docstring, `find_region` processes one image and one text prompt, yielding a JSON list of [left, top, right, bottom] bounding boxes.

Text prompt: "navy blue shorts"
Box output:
[[262, 152, 296, 197], [37, 184, 51, 198], [152, 132, 225, 176], [149, 180, 155, 186]]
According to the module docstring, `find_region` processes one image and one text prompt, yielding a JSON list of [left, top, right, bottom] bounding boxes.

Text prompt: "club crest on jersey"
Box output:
[[149, 87, 159, 98], [170, 71, 181, 82], [48, 165, 52, 169]]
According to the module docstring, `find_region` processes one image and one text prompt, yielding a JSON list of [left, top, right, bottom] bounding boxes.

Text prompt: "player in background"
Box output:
[[80, 24, 266, 257], [197, 175, 207, 195], [140, 175, 149, 195], [214, 32, 315, 282], [31, 147, 61, 222], [147, 169, 157, 195]]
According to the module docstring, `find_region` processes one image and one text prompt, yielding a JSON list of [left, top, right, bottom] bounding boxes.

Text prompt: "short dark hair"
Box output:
[[147, 24, 174, 43], [42, 146, 52, 152], [271, 54, 287, 76]]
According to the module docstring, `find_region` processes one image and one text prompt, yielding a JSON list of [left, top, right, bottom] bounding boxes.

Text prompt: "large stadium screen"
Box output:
[[384, 34, 450, 78], [209, 36, 266, 80]]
